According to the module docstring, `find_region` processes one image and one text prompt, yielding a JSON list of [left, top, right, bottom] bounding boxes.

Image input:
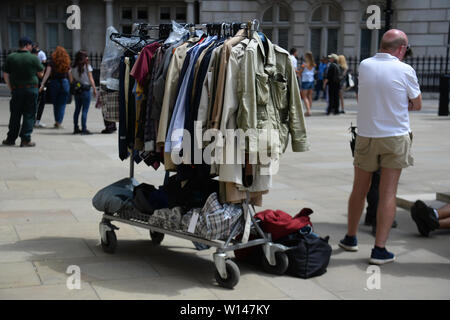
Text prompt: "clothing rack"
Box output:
[[122, 19, 260, 180], [97, 19, 290, 289]]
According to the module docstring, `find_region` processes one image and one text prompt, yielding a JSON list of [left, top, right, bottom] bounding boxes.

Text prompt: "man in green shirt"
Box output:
[[2, 37, 44, 147]]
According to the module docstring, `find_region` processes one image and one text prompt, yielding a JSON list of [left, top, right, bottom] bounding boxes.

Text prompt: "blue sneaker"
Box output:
[[338, 235, 358, 251], [369, 247, 395, 265]]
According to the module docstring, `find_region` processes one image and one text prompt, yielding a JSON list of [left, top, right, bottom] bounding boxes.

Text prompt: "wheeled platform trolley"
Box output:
[[97, 159, 289, 289]]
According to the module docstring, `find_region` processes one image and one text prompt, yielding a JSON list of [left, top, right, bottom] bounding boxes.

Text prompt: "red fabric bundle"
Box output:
[[255, 208, 313, 241]]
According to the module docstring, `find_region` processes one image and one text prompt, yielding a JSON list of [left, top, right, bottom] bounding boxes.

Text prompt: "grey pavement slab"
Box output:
[[0, 97, 449, 299], [34, 257, 159, 285], [90, 276, 218, 300], [0, 262, 42, 289], [0, 283, 100, 300]]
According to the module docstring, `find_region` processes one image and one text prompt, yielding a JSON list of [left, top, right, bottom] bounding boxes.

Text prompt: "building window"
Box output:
[[9, 5, 20, 19], [24, 5, 35, 19], [176, 7, 187, 22], [24, 23, 36, 42], [64, 27, 72, 50], [137, 7, 148, 20], [310, 28, 322, 58], [46, 24, 59, 50], [360, 3, 385, 59], [159, 6, 187, 23], [122, 7, 132, 20], [309, 4, 342, 59], [160, 7, 171, 22], [47, 5, 58, 19], [261, 3, 291, 50], [9, 22, 20, 48], [8, 4, 36, 49]]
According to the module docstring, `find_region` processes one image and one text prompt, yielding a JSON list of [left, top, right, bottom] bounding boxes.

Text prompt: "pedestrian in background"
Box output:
[[299, 51, 316, 117], [31, 44, 48, 128], [2, 37, 44, 147], [323, 53, 340, 115], [71, 51, 97, 135], [339, 29, 422, 265], [289, 47, 301, 90], [314, 56, 328, 101], [39, 46, 73, 129], [338, 54, 349, 114], [33, 42, 47, 64]]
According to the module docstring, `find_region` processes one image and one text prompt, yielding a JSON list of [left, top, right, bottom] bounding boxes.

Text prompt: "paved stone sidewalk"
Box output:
[[0, 97, 449, 300]]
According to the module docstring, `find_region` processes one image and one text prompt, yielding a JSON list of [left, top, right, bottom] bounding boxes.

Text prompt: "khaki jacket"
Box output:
[[237, 33, 309, 154]]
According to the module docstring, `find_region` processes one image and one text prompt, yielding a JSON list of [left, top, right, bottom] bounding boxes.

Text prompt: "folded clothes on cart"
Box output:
[[181, 193, 244, 241], [92, 178, 138, 214], [148, 207, 185, 230], [133, 183, 169, 214]]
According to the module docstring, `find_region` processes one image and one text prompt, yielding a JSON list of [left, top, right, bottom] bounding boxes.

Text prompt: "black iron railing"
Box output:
[[0, 50, 448, 92]]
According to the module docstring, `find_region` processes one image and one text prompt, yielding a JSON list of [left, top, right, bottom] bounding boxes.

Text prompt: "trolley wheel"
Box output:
[[149, 231, 164, 245], [101, 230, 117, 254], [215, 259, 240, 289], [262, 251, 289, 275]]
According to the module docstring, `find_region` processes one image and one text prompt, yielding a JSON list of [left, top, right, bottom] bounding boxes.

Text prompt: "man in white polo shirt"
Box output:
[[339, 29, 422, 265]]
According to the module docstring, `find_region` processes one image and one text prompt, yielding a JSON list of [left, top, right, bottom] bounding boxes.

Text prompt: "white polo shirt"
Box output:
[[357, 52, 421, 138]]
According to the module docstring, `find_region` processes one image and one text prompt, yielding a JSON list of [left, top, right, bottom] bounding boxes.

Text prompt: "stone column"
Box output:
[[186, 0, 195, 24], [105, 0, 114, 29], [72, 0, 81, 52]]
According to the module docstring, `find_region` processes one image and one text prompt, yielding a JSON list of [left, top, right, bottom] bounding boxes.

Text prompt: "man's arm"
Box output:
[[39, 66, 51, 92], [3, 73, 11, 91], [408, 94, 422, 111]]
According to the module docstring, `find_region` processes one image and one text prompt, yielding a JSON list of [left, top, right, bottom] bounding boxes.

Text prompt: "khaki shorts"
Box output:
[[353, 133, 414, 172]]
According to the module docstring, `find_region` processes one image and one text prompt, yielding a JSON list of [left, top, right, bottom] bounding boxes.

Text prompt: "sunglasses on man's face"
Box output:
[[404, 45, 412, 58]]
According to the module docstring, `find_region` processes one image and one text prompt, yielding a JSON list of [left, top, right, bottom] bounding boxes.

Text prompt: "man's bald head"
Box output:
[[380, 29, 408, 52]]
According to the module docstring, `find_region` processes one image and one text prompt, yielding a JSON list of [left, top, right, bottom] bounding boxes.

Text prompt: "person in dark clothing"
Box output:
[[314, 57, 328, 100], [2, 37, 44, 147], [32, 43, 48, 128], [31, 47, 47, 129], [102, 120, 117, 134], [323, 54, 340, 115]]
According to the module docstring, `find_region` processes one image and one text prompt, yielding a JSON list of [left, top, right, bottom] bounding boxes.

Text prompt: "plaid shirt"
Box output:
[[99, 89, 120, 122], [182, 193, 244, 240]]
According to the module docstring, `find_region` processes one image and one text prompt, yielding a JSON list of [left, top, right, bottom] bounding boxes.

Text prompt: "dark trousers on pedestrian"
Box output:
[[314, 79, 325, 100], [6, 88, 38, 143], [74, 90, 91, 131], [327, 83, 340, 114], [36, 89, 46, 121]]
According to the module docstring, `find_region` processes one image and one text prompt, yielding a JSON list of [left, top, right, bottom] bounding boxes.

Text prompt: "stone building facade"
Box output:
[[1, 0, 449, 59]]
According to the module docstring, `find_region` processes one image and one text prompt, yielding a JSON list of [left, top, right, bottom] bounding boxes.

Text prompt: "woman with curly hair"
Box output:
[[40, 46, 73, 128]]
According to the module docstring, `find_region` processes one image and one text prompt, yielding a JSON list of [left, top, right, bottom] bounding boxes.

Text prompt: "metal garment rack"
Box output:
[[99, 20, 289, 289]]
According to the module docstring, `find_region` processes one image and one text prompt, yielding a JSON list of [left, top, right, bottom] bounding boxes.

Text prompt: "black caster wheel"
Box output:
[[101, 230, 117, 254], [262, 251, 289, 275], [215, 259, 240, 289], [150, 231, 165, 245]]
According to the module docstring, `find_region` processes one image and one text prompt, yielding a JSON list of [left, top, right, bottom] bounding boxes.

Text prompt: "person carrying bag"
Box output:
[[71, 50, 97, 135]]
